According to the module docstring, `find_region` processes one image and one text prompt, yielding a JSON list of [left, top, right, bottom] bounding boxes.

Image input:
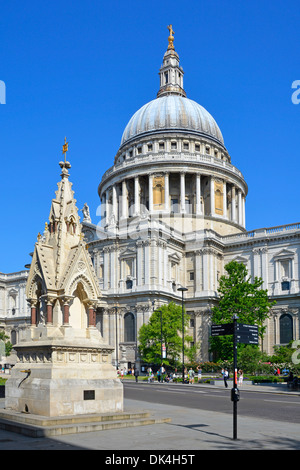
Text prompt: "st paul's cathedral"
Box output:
[[1, 27, 299, 368]]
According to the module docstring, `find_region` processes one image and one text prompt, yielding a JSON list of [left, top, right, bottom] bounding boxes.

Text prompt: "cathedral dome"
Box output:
[[120, 95, 224, 147]]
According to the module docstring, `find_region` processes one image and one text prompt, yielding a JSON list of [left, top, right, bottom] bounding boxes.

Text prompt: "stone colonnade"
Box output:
[[101, 172, 246, 227], [29, 297, 97, 328]]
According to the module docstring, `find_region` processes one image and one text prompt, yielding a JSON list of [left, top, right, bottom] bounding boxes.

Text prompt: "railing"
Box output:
[[100, 151, 246, 184], [223, 222, 300, 242]]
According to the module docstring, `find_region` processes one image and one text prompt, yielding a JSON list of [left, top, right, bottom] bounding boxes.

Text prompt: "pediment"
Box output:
[[119, 247, 136, 259], [169, 252, 181, 263], [273, 248, 295, 260], [232, 255, 248, 264]]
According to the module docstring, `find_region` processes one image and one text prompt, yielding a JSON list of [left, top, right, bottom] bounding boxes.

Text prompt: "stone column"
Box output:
[[144, 240, 151, 287], [148, 174, 153, 212], [238, 189, 242, 225], [136, 240, 143, 287], [180, 172, 186, 213], [261, 247, 268, 291], [112, 184, 118, 221], [134, 176, 140, 215], [88, 305, 96, 327], [231, 186, 236, 222], [210, 177, 215, 216], [164, 173, 169, 211], [110, 245, 117, 292], [195, 250, 202, 295], [122, 179, 128, 219], [63, 300, 70, 325], [103, 247, 109, 290], [105, 189, 110, 222], [223, 181, 227, 219], [46, 298, 54, 325], [196, 174, 202, 215], [203, 249, 209, 292], [30, 300, 37, 326]]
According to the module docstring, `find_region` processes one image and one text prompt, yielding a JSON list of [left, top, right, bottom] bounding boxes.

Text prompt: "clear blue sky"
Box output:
[[0, 0, 299, 273]]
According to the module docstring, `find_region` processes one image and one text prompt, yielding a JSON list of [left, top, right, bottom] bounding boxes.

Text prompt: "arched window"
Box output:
[[280, 313, 293, 344], [124, 312, 135, 342]]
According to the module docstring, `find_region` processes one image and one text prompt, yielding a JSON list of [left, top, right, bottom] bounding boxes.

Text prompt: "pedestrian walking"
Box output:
[[159, 364, 165, 382], [238, 369, 243, 386], [188, 367, 195, 384], [223, 368, 229, 388], [134, 367, 139, 383], [197, 366, 202, 383]]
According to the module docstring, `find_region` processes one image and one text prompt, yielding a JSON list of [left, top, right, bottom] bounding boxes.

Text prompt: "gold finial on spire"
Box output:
[[62, 137, 69, 163], [167, 24, 175, 50]]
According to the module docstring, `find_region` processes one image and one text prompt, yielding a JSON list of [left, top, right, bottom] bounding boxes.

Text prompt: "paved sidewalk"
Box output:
[[0, 382, 299, 451]]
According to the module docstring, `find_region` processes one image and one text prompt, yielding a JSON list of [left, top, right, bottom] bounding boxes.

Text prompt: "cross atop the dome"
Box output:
[[167, 24, 175, 50]]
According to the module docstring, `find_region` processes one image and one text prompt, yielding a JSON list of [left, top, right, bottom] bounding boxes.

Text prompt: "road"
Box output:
[[124, 381, 300, 424]]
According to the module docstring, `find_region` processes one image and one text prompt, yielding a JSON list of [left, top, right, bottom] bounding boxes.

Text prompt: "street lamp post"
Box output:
[[158, 309, 163, 364], [114, 306, 119, 370], [177, 287, 188, 384]]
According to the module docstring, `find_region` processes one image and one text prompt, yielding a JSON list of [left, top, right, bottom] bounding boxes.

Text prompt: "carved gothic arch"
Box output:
[[65, 272, 98, 301]]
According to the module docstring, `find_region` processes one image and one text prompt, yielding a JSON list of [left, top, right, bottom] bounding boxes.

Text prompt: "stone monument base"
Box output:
[[5, 337, 123, 417]]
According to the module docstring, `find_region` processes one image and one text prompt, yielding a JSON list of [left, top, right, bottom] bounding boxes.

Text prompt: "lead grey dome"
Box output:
[[120, 95, 224, 147]]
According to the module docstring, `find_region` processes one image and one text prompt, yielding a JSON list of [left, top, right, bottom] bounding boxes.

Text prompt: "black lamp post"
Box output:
[[177, 286, 188, 383], [158, 309, 163, 364], [114, 306, 119, 370]]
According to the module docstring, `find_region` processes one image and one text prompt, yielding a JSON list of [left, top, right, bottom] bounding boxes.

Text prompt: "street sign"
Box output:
[[211, 323, 233, 336], [236, 334, 259, 345], [236, 323, 259, 344], [211, 323, 259, 344], [236, 323, 258, 333]]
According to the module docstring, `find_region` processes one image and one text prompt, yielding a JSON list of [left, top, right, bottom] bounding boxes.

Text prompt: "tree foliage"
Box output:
[[0, 331, 12, 357], [210, 261, 276, 360], [138, 302, 193, 366]]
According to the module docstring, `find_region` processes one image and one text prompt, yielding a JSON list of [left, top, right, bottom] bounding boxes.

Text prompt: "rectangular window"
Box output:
[[159, 142, 165, 150], [84, 390, 95, 400], [147, 144, 153, 151], [281, 281, 290, 291], [189, 271, 194, 281], [195, 143, 200, 152], [183, 142, 189, 150], [171, 142, 177, 149], [171, 198, 179, 213]]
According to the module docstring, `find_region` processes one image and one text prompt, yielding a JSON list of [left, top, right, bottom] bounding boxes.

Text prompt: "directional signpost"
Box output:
[[211, 318, 259, 440], [211, 323, 233, 337], [236, 323, 258, 345]]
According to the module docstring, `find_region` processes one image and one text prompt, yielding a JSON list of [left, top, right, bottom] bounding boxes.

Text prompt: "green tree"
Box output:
[[0, 331, 12, 357], [138, 301, 193, 366], [210, 261, 276, 360]]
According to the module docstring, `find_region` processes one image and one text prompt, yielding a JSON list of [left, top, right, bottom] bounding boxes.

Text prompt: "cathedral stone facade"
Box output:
[[1, 29, 299, 366]]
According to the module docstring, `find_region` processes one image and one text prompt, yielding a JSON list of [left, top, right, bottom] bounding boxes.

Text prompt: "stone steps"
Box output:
[[0, 409, 171, 438]]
